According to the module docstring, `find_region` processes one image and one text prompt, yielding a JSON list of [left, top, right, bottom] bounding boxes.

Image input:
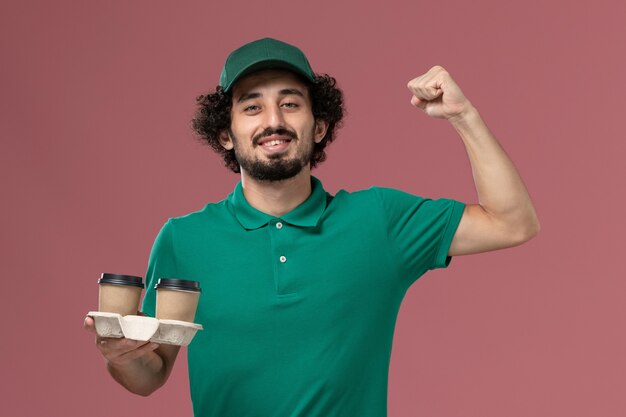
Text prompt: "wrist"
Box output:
[[449, 103, 479, 129]]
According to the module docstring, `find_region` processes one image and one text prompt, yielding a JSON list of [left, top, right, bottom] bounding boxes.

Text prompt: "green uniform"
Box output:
[[142, 176, 465, 417]]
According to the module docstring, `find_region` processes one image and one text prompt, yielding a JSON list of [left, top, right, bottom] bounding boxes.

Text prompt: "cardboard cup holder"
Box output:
[[88, 311, 203, 346]]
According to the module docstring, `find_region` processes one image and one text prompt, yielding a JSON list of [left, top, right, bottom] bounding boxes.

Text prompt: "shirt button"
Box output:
[[276, 222, 283, 229], [279, 255, 287, 263]]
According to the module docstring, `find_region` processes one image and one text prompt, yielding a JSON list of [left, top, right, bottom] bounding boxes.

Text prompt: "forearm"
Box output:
[[450, 105, 540, 236]]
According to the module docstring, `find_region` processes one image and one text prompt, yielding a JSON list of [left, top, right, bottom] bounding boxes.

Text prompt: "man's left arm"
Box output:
[[407, 65, 540, 256]]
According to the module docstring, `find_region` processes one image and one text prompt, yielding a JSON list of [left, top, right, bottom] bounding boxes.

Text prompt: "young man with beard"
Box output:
[[85, 38, 540, 416]]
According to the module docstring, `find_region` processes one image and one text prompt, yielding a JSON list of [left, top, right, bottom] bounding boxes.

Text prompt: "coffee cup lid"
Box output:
[[98, 273, 144, 289], [155, 278, 201, 292]]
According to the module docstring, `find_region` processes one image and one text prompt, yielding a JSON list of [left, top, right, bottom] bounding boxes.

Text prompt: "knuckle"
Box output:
[[120, 338, 132, 347], [126, 347, 148, 361], [98, 337, 127, 352]]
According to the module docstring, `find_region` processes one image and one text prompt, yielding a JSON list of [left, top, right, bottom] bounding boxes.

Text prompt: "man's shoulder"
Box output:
[[326, 185, 407, 215], [328, 184, 441, 219], [166, 198, 231, 228], [333, 184, 419, 202]]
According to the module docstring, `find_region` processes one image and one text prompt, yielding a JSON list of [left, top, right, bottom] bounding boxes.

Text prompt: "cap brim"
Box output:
[[223, 59, 314, 92]]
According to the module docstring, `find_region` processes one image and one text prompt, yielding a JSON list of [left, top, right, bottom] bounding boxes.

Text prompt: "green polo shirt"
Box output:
[[142, 176, 465, 417]]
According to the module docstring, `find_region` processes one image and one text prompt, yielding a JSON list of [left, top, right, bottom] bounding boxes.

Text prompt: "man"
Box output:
[[84, 38, 540, 416]]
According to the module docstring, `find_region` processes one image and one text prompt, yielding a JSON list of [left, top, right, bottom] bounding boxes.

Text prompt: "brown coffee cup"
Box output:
[[98, 273, 144, 316], [155, 278, 201, 323]]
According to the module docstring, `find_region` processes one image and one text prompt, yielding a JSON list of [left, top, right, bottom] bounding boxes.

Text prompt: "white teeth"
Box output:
[[263, 139, 288, 146]]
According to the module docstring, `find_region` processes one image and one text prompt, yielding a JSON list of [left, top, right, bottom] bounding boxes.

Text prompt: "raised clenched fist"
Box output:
[[407, 65, 472, 121]]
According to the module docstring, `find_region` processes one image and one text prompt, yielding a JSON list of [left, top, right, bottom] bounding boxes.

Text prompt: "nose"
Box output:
[[261, 103, 286, 130]]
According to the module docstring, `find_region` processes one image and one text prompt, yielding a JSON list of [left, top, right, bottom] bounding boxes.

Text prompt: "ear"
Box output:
[[218, 129, 234, 150], [313, 119, 328, 144]]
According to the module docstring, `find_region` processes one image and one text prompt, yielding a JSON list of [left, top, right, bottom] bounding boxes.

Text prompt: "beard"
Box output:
[[229, 127, 315, 182]]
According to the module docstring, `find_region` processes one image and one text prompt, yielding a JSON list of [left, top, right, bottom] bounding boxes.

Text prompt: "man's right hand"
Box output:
[[83, 316, 159, 366], [83, 315, 180, 396]]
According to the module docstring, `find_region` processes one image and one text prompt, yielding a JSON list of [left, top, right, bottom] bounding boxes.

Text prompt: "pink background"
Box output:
[[1, 1, 624, 416]]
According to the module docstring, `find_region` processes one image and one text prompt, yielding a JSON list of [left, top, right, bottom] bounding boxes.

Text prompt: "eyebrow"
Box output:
[[236, 88, 305, 103]]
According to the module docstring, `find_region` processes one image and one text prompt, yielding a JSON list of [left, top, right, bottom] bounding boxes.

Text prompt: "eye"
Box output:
[[282, 102, 299, 109], [243, 104, 260, 112]]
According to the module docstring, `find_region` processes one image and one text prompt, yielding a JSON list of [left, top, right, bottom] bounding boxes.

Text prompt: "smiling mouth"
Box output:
[[258, 138, 292, 155], [255, 128, 297, 147], [256, 131, 295, 152], [261, 139, 291, 147]]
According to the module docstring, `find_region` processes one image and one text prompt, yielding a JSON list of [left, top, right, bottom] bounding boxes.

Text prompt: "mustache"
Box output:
[[253, 128, 297, 146]]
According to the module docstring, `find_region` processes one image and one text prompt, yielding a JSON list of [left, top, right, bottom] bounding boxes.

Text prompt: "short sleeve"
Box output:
[[141, 219, 178, 317], [373, 187, 465, 281]]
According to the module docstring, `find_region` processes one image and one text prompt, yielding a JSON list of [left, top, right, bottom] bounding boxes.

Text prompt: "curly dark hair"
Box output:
[[191, 74, 345, 173]]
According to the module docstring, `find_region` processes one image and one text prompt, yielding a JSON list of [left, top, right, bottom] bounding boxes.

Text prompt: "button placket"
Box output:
[[269, 218, 295, 295], [277, 221, 287, 265]]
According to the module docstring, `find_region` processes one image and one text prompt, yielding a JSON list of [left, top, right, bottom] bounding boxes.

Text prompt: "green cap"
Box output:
[[219, 38, 315, 92]]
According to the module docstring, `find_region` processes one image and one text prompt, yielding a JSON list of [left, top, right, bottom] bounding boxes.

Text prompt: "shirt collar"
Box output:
[[227, 176, 328, 230]]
